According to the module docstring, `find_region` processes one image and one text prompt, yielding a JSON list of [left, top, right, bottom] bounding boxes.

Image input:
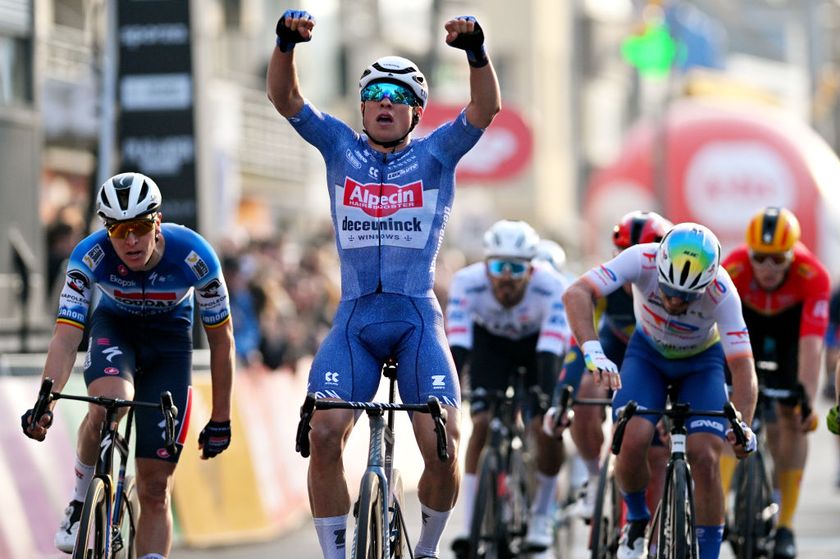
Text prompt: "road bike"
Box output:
[[464, 367, 539, 559], [29, 377, 178, 559], [726, 360, 811, 559], [552, 384, 621, 559], [295, 358, 449, 559], [611, 395, 749, 559]]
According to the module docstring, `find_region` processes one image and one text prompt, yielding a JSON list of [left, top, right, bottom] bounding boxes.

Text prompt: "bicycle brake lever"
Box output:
[[610, 400, 637, 455], [160, 391, 179, 456], [295, 394, 317, 458], [723, 402, 747, 447], [426, 396, 449, 462], [31, 377, 55, 427]]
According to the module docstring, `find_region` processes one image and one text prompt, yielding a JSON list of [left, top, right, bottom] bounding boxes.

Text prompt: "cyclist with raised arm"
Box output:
[[445, 220, 571, 555], [721, 207, 830, 559], [563, 222, 758, 559], [267, 9, 500, 559], [544, 211, 671, 520], [21, 172, 235, 559]]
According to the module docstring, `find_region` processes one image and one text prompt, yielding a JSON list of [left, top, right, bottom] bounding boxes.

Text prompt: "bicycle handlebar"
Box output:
[[30, 377, 179, 455], [295, 394, 450, 461], [610, 400, 748, 455]]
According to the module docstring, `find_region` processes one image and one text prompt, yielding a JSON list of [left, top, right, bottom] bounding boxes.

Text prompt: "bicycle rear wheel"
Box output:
[[469, 448, 504, 559], [388, 469, 407, 559], [114, 475, 140, 559], [590, 453, 621, 559], [355, 471, 385, 559], [72, 477, 110, 559], [731, 453, 773, 559]]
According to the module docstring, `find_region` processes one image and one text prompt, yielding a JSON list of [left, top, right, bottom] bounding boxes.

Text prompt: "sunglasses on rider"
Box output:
[[487, 259, 530, 279], [105, 216, 156, 240], [360, 82, 418, 106], [658, 282, 703, 303], [750, 251, 791, 266]]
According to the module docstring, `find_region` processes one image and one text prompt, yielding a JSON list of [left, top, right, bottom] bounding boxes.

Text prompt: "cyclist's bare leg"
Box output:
[[76, 376, 134, 463], [413, 405, 461, 510], [135, 457, 176, 556], [772, 404, 808, 527], [413, 405, 460, 556], [570, 375, 607, 472], [463, 411, 489, 474], [614, 417, 655, 494], [686, 432, 725, 525], [308, 407, 356, 517], [530, 418, 563, 475], [645, 444, 668, 512]]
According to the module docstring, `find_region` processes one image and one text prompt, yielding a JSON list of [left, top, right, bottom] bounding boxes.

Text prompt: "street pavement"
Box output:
[[173, 396, 840, 558]]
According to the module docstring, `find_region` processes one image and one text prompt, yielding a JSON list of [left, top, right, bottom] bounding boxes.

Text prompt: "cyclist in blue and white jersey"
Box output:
[[562, 223, 758, 559], [544, 211, 672, 520], [22, 172, 235, 559], [267, 9, 500, 559], [446, 221, 571, 554]]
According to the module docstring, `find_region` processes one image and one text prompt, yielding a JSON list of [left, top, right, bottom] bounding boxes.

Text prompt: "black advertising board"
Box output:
[[117, 0, 198, 231]]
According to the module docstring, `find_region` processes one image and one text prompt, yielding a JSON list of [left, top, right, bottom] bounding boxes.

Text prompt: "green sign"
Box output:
[[621, 22, 677, 78]]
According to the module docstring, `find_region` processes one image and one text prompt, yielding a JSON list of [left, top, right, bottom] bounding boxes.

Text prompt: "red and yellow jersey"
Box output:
[[723, 243, 831, 339]]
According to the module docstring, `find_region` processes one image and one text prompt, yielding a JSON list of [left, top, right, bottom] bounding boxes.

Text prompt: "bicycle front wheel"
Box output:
[[355, 471, 385, 559], [114, 475, 140, 559], [590, 453, 621, 559], [657, 460, 698, 559], [72, 477, 110, 559], [469, 448, 503, 559]]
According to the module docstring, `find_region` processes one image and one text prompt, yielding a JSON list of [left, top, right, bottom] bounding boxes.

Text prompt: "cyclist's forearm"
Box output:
[[266, 47, 304, 117], [562, 280, 599, 345], [43, 323, 84, 394], [206, 321, 235, 420], [798, 334, 823, 404], [728, 355, 758, 425], [465, 62, 501, 129]]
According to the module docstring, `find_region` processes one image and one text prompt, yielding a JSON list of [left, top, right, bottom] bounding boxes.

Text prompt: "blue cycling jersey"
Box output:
[[57, 223, 231, 331], [287, 102, 483, 299]]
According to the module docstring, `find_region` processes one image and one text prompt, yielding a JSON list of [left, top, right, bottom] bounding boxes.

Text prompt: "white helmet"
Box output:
[[483, 220, 540, 260], [534, 239, 567, 272], [96, 172, 162, 221], [359, 56, 428, 108], [656, 222, 720, 296]]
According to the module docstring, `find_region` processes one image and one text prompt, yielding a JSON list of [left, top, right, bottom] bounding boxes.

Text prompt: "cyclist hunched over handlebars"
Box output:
[[563, 222, 759, 559]]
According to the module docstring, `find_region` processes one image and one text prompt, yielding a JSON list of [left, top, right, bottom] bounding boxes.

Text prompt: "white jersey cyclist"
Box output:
[[582, 243, 752, 360], [447, 260, 571, 356]]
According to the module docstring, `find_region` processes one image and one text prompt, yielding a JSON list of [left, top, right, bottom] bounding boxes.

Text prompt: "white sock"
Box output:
[[314, 515, 348, 559], [72, 457, 95, 502], [461, 473, 477, 532], [532, 472, 559, 516], [414, 503, 451, 558], [584, 458, 600, 477]]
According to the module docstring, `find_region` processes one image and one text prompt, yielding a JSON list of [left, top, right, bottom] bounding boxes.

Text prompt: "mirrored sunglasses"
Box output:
[[360, 82, 417, 106], [750, 251, 791, 266], [106, 217, 156, 240], [487, 259, 530, 279], [658, 282, 703, 303]]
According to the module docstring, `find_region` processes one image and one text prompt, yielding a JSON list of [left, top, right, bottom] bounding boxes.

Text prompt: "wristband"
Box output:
[[466, 45, 488, 68]]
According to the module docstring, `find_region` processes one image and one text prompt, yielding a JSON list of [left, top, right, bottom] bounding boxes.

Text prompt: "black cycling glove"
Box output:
[[21, 408, 54, 440], [446, 16, 488, 68], [198, 419, 232, 459], [275, 9, 314, 53]]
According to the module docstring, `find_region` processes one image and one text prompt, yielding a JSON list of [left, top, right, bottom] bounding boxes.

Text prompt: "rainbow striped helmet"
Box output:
[[656, 223, 721, 296]]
